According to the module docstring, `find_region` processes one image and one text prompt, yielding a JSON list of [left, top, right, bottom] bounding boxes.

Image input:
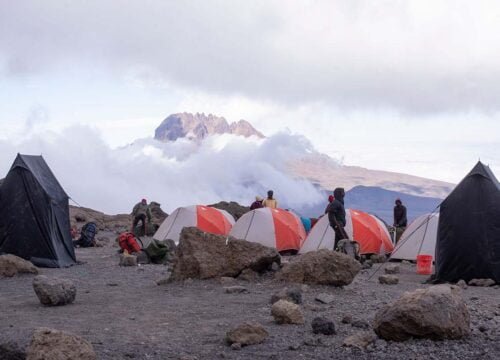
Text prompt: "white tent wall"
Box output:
[[390, 213, 439, 261], [153, 206, 196, 243], [229, 208, 276, 247]]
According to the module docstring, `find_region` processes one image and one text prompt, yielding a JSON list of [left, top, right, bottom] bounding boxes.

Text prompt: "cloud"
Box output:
[[0, 126, 324, 216], [2, 1, 500, 113]]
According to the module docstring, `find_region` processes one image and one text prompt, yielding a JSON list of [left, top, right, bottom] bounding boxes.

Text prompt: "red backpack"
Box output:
[[118, 232, 141, 254]]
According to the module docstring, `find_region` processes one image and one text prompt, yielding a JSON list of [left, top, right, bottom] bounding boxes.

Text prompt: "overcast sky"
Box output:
[[1, 0, 499, 183]]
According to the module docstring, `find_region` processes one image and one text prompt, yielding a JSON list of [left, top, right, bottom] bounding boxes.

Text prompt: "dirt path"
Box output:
[[1, 241, 499, 359]]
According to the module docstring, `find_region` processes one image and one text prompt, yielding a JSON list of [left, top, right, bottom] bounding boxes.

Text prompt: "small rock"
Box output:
[[315, 293, 335, 304], [468, 278, 496, 287], [311, 317, 336, 335], [270, 288, 302, 305], [219, 277, 237, 285], [370, 254, 386, 263], [457, 280, 468, 290], [378, 275, 399, 285], [0, 254, 39, 277], [271, 300, 305, 325], [238, 268, 259, 282], [402, 260, 412, 265], [106, 282, 119, 287], [225, 322, 268, 346], [288, 344, 301, 351], [342, 315, 353, 324], [352, 319, 370, 329], [271, 262, 280, 271], [119, 253, 137, 267], [155, 275, 172, 286], [33, 275, 76, 306], [384, 264, 400, 274], [479, 325, 488, 333], [74, 213, 87, 222], [343, 331, 377, 349], [362, 262, 372, 270], [230, 343, 241, 351], [224, 286, 248, 294]]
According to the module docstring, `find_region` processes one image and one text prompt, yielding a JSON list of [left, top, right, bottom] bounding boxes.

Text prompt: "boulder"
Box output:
[[270, 288, 302, 305], [238, 268, 259, 282], [26, 327, 96, 360], [384, 264, 400, 274], [468, 278, 495, 287], [277, 249, 361, 286], [225, 322, 268, 346], [119, 253, 137, 267], [311, 317, 336, 335], [0, 328, 34, 359], [271, 300, 305, 325], [343, 331, 377, 349], [315, 293, 335, 304], [0, 254, 39, 277], [209, 201, 250, 221], [33, 276, 76, 306], [373, 285, 470, 341], [378, 275, 399, 285], [171, 227, 280, 280]]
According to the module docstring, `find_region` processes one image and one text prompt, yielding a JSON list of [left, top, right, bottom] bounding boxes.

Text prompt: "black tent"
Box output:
[[435, 162, 500, 283], [0, 154, 76, 268]]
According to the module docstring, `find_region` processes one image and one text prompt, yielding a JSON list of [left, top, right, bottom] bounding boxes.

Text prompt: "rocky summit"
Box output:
[[154, 112, 264, 142]]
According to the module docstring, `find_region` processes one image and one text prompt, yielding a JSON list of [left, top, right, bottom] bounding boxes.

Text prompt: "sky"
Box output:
[[1, 1, 499, 212]]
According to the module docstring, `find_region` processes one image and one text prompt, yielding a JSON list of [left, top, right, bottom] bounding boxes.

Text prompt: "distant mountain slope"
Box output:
[[154, 112, 264, 142]]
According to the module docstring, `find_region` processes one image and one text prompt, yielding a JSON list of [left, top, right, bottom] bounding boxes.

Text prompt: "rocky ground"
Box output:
[[1, 235, 500, 359]]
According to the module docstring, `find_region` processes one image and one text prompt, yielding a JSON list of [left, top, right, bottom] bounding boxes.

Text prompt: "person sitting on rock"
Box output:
[[250, 196, 264, 210], [262, 190, 278, 209], [131, 199, 152, 234]]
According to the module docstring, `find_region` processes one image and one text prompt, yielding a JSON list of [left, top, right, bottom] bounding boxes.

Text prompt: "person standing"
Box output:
[[326, 188, 347, 249], [250, 196, 264, 210], [262, 190, 278, 209], [393, 198, 407, 242], [131, 198, 152, 234]]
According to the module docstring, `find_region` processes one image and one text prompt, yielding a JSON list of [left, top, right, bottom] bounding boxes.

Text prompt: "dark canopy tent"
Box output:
[[435, 162, 500, 283], [0, 154, 76, 268]]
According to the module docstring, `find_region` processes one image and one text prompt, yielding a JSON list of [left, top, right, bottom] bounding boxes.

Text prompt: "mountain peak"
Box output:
[[154, 113, 264, 142]]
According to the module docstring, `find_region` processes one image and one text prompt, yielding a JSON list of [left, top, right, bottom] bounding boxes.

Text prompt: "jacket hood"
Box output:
[[333, 188, 345, 204]]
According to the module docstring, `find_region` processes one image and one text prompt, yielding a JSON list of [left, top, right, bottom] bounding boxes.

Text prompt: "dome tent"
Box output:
[[0, 154, 76, 268], [300, 209, 394, 255], [391, 212, 439, 261], [229, 208, 306, 252], [435, 162, 500, 283], [153, 205, 235, 243]]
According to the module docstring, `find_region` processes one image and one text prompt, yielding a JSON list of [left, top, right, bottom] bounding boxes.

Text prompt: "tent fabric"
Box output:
[[300, 209, 394, 255], [435, 162, 500, 283], [0, 154, 76, 268], [229, 208, 306, 252], [153, 205, 235, 243], [391, 213, 439, 261]]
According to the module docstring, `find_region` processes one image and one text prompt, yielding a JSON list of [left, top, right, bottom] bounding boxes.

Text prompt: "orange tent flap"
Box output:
[[351, 210, 393, 254], [196, 206, 232, 235], [271, 209, 305, 251]]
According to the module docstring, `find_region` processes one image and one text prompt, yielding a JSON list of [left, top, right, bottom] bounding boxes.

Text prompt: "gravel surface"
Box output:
[[1, 236, 499, 359]]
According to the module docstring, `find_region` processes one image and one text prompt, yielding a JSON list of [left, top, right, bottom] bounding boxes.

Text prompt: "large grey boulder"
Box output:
[[277, 249, 361, 286], [26, 328, 96, 360], [225, 322, 268, 346], [33, 276, 76, 306], [0, 254, 39, 277], [171, 227, 280, 280], [374, 285, 470, 341]]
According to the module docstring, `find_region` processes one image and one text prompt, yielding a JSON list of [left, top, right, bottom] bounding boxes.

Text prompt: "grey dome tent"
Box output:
[[435, 162, 500, 283], [0, 154, 76, 268]]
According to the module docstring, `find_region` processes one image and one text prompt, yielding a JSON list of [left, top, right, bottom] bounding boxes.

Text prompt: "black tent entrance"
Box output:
[[435, 161, 500, 283], [0, 154, 76, 268]]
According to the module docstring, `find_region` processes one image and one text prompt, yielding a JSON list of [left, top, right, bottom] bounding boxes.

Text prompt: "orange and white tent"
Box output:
[[229, 208, 306, 252], [153, 205, 235, 243], [299, 209, 394, 255]]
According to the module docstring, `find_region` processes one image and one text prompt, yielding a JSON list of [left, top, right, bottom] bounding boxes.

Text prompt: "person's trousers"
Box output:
[[133, 214, 147, 232]]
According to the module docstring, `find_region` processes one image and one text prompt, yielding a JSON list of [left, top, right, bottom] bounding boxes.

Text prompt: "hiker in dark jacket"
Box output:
[[250, 196, 264, 210], [393, 198, 407, 242], [326, 188, 347, 249], [131, 199, 152, 234]]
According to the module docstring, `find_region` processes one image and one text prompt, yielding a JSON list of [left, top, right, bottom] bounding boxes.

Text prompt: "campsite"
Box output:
[[1, 154, 500, 359]]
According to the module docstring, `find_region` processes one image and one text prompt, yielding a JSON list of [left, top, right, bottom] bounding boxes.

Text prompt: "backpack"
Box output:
[[117, 232, 142, 254], [336, 239, 360, 261], [144, 239, 169, 264], [78, 222, 97, 247]]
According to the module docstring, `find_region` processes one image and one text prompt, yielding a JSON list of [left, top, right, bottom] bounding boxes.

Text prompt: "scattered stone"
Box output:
[[271, 262, 280, 272], [288, 344, 301, 351], [106, 282, 119, 287], [155, 275, 172, 286], [230, 343, 241, 351], [385, 264, 400, 274], [370, 254, 386, 263], [402, 260, 412, 265], [33, 275, 76, 306], [362, 262, 373, 270], [378, 275, 399, 285], [171, 227, 280, 280], [135, 251, 150, 265], [74, 213, 87, 222], [0, 254, 39, 277], [270, 288, 302, 305], [374, 285, 470, 341], [352, 319, 370, 329], [315, 293, 335, 304], [311, 317, 336, 335], [238, 268, 259, 282], [219, 277, 237, 285], [0, 328, 34, 359], [342, 315, 353, 324], [479, 325, 488, 333], [225, 322, 268, 346], [277, 249, 361, 286], [224, 286, 248, 294], [119, 253, 137, 267], [455, 280, 467, 290], [343, 331, 377, 349], [468, 278, 496, 287], [271, 300, 305, 325], [26, 327, 96, 360]]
